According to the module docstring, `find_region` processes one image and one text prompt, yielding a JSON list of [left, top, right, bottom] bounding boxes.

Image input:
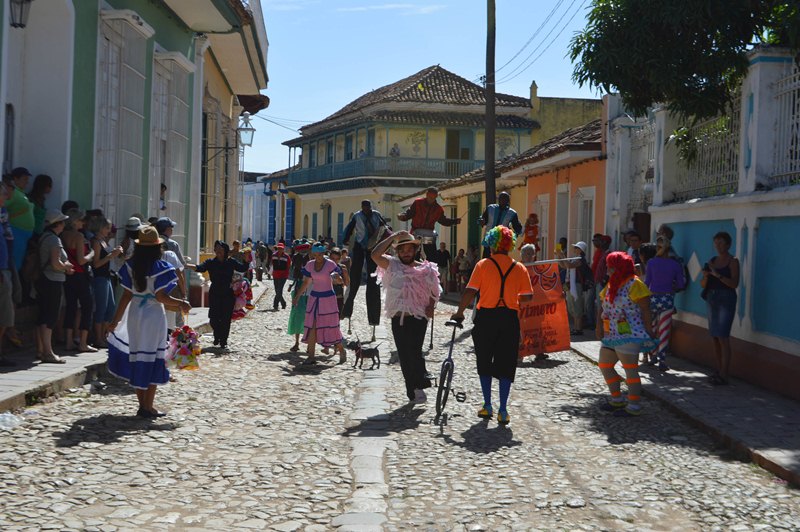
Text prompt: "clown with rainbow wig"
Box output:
[[451, 226, 533, 425]]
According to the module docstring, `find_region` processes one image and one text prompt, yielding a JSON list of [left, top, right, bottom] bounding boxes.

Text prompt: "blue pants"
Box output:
[[93, 276, 116, 323]]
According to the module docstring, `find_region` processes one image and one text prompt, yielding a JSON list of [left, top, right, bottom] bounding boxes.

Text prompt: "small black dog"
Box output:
[[347, 339, 381, 370]]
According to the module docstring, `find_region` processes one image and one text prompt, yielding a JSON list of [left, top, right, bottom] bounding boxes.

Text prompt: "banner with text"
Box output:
[[519, 263, 571, 356]]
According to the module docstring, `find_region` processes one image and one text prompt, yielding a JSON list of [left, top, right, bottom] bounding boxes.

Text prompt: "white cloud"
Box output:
[[336, 3, 446, 15]]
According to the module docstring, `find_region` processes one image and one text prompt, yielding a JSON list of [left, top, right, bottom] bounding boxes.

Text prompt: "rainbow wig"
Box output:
[[483, 225, 516, 253]]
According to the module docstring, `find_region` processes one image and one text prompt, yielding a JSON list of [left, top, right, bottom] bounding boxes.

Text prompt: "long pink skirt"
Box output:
[[302, 290, 343, 347]]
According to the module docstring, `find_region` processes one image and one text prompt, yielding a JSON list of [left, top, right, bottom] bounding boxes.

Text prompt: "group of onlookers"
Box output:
[[0, 166, 191, 367]]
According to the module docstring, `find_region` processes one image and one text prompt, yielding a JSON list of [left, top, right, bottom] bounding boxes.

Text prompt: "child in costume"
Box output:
[[518, 213, 539, 258], [287, 239, 311, 352]]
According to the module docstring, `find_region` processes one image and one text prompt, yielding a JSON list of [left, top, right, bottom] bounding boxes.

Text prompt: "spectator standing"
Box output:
[[287, 240, 311, 352], [434, 242, 451, 294], [564, 241, 593, 335], [271, 242, 291, 310], [155, 217, 187, 327], [644, 235, 686, 370], [329, 247, 349, 317], [35, 210, 73, 363], [588, 234, 611, 329], [61, 209, 96, 352], [90, 217, 123, 348], [455, 248, 469, 292], [701, 231, 739, 385], [626, 231, 643, 267], [0, 182, 15, 366], [518, 213, 539, 255], [107, 225, 190, 418], [4, 167, 34, 270], [28, 174, 53, 235]]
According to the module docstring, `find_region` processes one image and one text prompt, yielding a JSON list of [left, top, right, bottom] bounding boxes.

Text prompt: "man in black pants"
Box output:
[[372, 230, 440, 403], [342, 200, 390, 326]]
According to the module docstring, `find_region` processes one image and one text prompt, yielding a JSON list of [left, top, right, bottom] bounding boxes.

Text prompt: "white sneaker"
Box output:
[[412, 389, 427, 404]]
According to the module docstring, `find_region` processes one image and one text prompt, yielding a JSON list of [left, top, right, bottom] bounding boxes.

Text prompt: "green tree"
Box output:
[[569, 1, 800, 121]]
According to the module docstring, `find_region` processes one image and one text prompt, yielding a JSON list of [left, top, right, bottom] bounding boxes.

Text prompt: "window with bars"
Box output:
[[95, 15, 150, 230], [200, 103, 238, 253], [150, 52, 192, 249]]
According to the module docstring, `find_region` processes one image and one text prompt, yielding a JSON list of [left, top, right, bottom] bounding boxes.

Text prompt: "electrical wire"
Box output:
[[253, 114, 301, 133], [495, 0, 587, 85], [262, 114, 313, 124], [495, 0, 567, 74]]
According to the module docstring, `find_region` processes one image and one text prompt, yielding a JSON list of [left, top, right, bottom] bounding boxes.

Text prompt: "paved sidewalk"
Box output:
[[0, 281, 269, 413], [571, 338, 800, 486]]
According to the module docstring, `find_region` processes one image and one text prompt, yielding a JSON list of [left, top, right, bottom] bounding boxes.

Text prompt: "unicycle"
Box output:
[[436, 319, 465, 417]]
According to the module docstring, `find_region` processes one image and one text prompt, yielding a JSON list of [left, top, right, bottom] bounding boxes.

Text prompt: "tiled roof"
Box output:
[[283, 111, 537, 146], [436, 118, 603, 192], [301, 65, 531, 133], [261, 164, 300, 181]]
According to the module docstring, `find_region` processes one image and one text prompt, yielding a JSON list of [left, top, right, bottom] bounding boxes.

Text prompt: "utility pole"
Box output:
[[484, 0, 497, 205]]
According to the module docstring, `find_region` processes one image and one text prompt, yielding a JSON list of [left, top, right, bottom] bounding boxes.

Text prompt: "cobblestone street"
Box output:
[[1, 292, 799, 531]]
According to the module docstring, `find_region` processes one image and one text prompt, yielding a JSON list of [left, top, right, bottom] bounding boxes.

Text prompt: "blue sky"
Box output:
[[245, 0, 600, 173]]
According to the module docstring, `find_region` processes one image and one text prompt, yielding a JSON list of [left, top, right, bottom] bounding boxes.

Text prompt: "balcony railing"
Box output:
[[288, 157, 485, 186], [672, 99, 741, 202], [772, 63, 800, 188]]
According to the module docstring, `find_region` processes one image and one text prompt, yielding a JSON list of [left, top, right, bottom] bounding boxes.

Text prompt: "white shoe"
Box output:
[[412, 389, 427, 404]]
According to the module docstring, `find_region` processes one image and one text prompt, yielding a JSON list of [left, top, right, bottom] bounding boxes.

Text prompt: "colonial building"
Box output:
[[396, 88, 603, 255], [282, 65, 540, 245], [0, 0, 269, 262]]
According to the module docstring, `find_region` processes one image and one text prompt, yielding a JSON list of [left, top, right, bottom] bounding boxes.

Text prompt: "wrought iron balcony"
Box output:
[[287, 156, 485, 186]]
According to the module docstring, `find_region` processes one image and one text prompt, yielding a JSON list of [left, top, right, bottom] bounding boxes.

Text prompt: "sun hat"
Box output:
[[125, 216, 143, 232], [43, 209, 69, 228], [572, 241, 588, 254], [135, 225, 164, 247], [393, 233, 422, 249], [65, 208, 86, 223]]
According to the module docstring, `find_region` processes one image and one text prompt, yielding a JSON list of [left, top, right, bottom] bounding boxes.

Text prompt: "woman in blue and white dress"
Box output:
[[107, 226, 191, 418]]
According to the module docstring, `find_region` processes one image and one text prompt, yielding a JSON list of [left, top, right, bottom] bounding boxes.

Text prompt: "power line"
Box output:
[[262, 114, 313, 124], [253, 114, 300, 133], [495, 0, 567, 74], [495, 0, 587, 85]]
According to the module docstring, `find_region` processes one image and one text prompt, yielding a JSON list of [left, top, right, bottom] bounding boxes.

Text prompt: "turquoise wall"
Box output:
[[752, 217, 800, 341], [670, 219, 737, 316], [70, 0, 195, 218]]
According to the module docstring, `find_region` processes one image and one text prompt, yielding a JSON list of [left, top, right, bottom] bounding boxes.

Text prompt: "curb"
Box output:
[[570, 343, 800, 487], [0, 281, 269, 414], [335, 324, 393, 532]]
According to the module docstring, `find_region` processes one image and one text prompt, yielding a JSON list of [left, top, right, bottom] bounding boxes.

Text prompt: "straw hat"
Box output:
[[393, 233, 421, 249], [43, 209, 69, 228], [135, 225, 164, 246]]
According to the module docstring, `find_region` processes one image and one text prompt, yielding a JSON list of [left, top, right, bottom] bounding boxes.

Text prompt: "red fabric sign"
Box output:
[[518, 263, 571, 356]]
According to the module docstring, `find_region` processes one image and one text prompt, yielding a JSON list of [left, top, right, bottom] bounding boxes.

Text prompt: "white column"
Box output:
[[0, 0, 8, 169], [739, 47, 794, 193], [188, 34, 210, 262]]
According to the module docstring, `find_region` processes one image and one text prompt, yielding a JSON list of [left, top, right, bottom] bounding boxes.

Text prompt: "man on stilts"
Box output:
[[396, 186, 461, 260], [372, 231, 440, 403], [342, 200, 390, 340], [479, 191, 522, 258]]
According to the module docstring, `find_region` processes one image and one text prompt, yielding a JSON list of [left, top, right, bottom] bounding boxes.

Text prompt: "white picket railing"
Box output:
[[672, 99, 741, 202], [627, 120, 655, 215], [771, 63, 800, 188]]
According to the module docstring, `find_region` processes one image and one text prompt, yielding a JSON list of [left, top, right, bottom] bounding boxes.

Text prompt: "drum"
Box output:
[[412, 228, 438, 245]]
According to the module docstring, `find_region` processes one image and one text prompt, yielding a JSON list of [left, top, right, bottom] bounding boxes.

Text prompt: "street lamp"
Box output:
[[236, 112, 255, 241], [9, 0, 34, 28], [237, 112, 255, 147]]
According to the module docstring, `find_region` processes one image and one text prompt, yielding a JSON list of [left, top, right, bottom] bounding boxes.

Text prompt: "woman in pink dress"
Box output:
[[292, 243, 346, 365]]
